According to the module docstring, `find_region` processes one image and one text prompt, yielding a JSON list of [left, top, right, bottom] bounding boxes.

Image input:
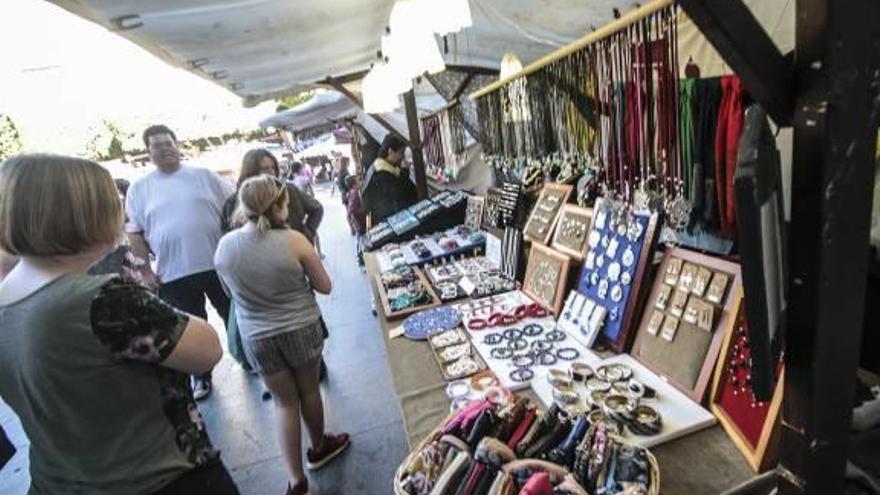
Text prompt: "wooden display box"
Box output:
[[377, 267, 441, 320], [523, 183, 572, 245], [551, 204, 594, 261], [522, 243, 571, 315], [709, 305, 784, 472], [631, 247, 743, 404]]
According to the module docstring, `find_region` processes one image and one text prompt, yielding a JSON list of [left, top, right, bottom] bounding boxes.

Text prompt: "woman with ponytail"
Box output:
[[214, 176, 350, 495]]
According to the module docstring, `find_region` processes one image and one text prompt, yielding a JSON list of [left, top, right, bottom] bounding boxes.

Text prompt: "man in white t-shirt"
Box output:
[[126, 124, 235, 400]]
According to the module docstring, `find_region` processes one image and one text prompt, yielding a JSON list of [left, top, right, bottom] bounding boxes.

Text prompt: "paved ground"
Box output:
[[0, 182, 408, 494]]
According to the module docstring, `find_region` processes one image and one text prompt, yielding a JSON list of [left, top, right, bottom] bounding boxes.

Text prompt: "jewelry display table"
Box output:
[[366, 253, 755, 494]]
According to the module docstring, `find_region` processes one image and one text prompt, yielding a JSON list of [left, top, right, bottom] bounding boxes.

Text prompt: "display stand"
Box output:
[[631, 247, 743, 403], [574, 199, 660, 352], [710, 305, 785, 472], [551, 204, 594, 261], [376, 267, 442, 320], [522, 243, 571, 315], [523, 183, 572, 245]]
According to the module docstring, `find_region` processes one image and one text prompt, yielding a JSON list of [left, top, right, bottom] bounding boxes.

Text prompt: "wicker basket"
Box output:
[[393, 408, 660, 495]]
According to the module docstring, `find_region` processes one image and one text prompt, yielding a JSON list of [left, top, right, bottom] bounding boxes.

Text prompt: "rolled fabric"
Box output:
[[515, 411, 547, 456], [523, 418, 570, 459], [441, 400, 492, 437], [547, 414, 590, 467], [506, 409, 537, 451], [467, 409, 497, 450], [430, 451, 471, 495], [475, 437, 517, 468], [518, 472, 553, 495]]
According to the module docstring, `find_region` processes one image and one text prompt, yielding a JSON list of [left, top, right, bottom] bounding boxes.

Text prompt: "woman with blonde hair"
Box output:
[[214, 175, 349, 495], [0, 154, 238, 494]]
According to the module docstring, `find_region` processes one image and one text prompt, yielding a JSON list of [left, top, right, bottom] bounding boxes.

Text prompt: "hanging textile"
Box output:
[[714, 75, 745, 237], [679, 78, 696, 208], [693, 77, 722, 229], [421, 114, 445, 169]]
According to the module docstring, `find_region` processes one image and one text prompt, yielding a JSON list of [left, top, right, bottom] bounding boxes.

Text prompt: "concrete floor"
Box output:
[[0, 182, 408, 494]]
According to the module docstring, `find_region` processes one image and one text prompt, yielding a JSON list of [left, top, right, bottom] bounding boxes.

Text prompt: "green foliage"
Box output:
[[86, 120, 133, 161], [0, 114, 23, 161]]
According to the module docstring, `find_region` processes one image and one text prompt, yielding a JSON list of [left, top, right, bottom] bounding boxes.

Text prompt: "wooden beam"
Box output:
[[403, 88, 429, 199], [677, 0, 794, 126], [777, 0, 880, 493], [445, 64, 499, 77], [451, 73, 475, 102], [322, 75, 411, 146], [469, 0, 673, 99]]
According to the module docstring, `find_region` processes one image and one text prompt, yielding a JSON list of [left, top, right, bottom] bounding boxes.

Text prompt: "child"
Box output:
[[345, 175, 367, 268]]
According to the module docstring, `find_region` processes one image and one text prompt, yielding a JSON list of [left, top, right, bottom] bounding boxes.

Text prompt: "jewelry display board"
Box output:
[[424, 256, 517, 303], [556, 290, 605, 349], [457, 291, 591, 391], [575, 198, 660, 352], [522, 243, 571, 315], [631, 248, 743, 403], [374, 226, 486, 272], [523, 183, 573, 245], [464, 195, 485, 231], [482, 187, 503, 230], [551, 204, 594, 261], [376, 266, 441, 320], [427, 327, 488, 381], [531, 352, 717, 449], [710, 305, 784, 472]]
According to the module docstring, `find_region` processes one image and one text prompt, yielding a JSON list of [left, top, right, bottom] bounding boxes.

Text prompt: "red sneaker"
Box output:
[[286, 479, 308, 495], [306, 432, 351, 471]]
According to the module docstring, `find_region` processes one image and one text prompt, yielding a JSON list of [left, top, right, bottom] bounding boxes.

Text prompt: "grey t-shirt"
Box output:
[[215, 228, 321, 340], [0, 274, 218, 495]]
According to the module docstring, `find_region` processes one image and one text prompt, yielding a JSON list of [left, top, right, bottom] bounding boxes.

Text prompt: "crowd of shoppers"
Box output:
[[0, 125, 422, 495]]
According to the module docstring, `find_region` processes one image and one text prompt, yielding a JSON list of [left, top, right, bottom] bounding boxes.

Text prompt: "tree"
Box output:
[[275, 90, 316, 112], [86, 120, 132, 161], [0, 114, 23, 161]]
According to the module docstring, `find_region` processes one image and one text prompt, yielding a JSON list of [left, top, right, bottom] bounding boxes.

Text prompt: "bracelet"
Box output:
[[537, 352, 557, 366], [555, 347, 580, 361], [467, 318, 489, 330], [509, 368, 534, 383], [511, 354, 535, 368], [507, 339, 528, 351], [544, 330, 567, 343], [522, 323, 545, 337], [502, 328, 523, 341], [490, 347, 513, 360], [531, 340, 553, 353], [483, 333, 505, 346]]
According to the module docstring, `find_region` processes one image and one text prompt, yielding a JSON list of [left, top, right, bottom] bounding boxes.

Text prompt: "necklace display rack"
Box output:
[[521, 242, 572, 316]]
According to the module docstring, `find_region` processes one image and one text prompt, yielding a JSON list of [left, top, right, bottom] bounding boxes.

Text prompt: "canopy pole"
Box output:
[[322, 76, 412, 146], [403, 88, 429, 199], [469, 0, 673, 100]]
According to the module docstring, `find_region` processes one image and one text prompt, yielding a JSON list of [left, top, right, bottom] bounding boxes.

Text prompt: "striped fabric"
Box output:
[[242, 320, 324, 375]]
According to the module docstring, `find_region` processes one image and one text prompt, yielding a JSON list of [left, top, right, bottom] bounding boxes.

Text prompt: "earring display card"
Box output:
[[523, 183, 573, 245], [556, 290, 606, 348], [522, 243, 571, 315], [632, 247, 743, 404], [464, 195, 485, 231], [575, 198, 660, 353], [551, 204, 594, 261], [710, 306, 784, 472]]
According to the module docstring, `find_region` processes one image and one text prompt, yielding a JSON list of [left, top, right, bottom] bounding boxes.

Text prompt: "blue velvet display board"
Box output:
[[576, 198, 655, 348]]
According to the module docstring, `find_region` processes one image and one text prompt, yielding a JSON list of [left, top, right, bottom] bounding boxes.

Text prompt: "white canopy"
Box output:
[[46, 0, 671, 106]]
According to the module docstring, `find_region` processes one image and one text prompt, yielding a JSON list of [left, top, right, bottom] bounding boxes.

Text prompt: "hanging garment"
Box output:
[[693, 77, 722, 228], [714, 75, 745, 236], [679, 79, 697, 203]]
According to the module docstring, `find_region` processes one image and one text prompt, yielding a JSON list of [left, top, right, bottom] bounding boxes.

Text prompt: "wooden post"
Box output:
[[323, 76, 412, 146], [777, 0, 880, 493], [403, 88, 428, 198]]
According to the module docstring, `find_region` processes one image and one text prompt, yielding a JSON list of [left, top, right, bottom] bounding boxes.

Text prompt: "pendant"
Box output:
[[666, 195, 693, 231]]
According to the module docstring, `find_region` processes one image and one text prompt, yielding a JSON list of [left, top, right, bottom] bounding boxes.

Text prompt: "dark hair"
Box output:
[[114, 178, 130, 198], [379, 135, 407, 159], [142, 125, 177, 147], [344, 175, 358, 189], [239, 148, 279, 187], [290, 160, 304, 175]]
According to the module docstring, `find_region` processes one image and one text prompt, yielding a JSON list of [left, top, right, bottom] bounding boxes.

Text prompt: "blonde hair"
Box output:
[[236, 175, 288, 234], [0, 154, 123, 256]]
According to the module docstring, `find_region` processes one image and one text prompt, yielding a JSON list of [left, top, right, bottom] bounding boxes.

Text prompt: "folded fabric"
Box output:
[[518, 472, 553, 495], [441, 400, 493, 437], [475, 437, 517, 468], [467, 409, 497, 450]]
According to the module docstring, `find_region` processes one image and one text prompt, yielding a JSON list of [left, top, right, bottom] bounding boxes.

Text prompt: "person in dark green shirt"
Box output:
[[362, 134, 418, 224]]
